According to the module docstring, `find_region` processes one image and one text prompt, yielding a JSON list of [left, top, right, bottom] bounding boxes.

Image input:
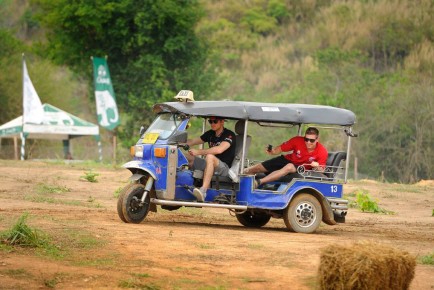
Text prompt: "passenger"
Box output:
[[185, 116, 236, 201], [244, 127, 327, 188]]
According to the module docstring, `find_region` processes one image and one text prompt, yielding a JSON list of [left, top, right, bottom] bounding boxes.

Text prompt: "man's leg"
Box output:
[[258, 163, 296, 185], [202, 154, 220, 190], [185, 153, 195, 168], [244, 163, 267, 174], [192, 154, 220, 202]]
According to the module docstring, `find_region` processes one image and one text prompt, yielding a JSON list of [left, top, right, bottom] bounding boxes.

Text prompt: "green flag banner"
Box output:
[[92, 57, 120, 131]]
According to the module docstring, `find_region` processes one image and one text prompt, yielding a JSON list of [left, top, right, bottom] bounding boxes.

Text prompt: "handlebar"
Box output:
[[178, 144, 190, 151]]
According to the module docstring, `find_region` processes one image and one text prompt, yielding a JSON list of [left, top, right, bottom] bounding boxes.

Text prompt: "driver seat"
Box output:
[[228, 120, 252, 182]]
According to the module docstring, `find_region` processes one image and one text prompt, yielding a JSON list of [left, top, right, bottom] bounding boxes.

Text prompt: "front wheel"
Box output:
[[236, 211, 271, 228], [118, 183, 151, 224], [284, 193, 322, 233]]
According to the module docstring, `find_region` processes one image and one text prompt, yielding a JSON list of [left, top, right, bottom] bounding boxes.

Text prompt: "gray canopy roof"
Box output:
[[153, 101, 356, 126]]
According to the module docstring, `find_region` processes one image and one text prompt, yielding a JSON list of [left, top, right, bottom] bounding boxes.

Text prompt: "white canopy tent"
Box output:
[[0, 103, 102, 160]]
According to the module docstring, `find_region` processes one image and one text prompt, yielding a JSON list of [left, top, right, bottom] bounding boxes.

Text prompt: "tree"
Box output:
[[32, 0, 215, 145]]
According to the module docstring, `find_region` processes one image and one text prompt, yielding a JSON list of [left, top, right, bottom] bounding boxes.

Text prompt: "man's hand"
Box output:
[[188, 148, 200, 156], [311, 161, 319, 168]]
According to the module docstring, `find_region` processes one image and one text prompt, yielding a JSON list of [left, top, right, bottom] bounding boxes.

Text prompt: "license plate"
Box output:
[[143, 132, 159, 144]]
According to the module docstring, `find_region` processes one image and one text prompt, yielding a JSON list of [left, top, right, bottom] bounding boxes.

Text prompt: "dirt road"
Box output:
[[0, 160, 433, 289]]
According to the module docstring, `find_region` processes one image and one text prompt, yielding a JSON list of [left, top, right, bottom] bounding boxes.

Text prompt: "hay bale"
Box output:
[[318, 241, 416, 290]]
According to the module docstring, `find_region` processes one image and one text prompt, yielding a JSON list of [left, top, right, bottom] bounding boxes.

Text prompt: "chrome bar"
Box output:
[[151, 198, 248, 210]]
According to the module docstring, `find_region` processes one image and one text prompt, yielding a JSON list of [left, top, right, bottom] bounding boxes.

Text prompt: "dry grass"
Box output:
[[318, 241, 416, 290]]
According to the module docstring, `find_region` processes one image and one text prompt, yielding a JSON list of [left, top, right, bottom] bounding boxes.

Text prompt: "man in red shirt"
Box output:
[[244, 127, 328, 188]]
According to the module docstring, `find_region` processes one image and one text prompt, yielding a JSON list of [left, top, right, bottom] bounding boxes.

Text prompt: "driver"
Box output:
[[244, 127, 327, 188], [185, 116, 236, 201]]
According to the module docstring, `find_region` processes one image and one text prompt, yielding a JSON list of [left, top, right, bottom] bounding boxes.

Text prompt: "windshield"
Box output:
[[143, 113, 183, 140]]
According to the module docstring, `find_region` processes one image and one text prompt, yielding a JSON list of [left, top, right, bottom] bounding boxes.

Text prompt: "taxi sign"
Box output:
[[143, 132, 159, 144]]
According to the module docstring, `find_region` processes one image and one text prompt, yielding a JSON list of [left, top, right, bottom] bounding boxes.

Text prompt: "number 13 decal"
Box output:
[[331, 185, 338, 193]]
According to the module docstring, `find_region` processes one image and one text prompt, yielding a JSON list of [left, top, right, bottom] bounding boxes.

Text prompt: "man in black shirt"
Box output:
[[186, 116, 236, 202]]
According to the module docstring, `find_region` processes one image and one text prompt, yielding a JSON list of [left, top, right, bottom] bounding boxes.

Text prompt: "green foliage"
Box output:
[[32, 0, 215, 147], [118, 278, 159, 289], [267, 0, 289, 23], [355, 190, 381, 213], [419, 252, 434, 265], [37, 183, 70, 194], [0, 0, 432, 182], [80, 170, 99, 183], [242, 7, 277, 35], [113, 187, 122, 198], [351, 189, 394, 214], [0, 213, 48, 247]]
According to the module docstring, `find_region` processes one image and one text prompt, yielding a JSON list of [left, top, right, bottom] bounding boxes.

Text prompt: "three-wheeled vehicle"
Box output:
[[117, 91, 357, 233]]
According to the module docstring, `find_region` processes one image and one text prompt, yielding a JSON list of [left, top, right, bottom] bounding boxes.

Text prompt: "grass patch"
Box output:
[[24, 195, 104, 208], [243, 277, 268, 282], [348, 189, 394, 214], [132, 273, 151, 278], [118, 278, 160, 289], [0, 213, 48, 247], [419, 252, 434, 265], [113, 187, 123, 198], [0, 213, 63, 258], [247, 243, 264, 250], [196, 243, 216, 249], [80, 170, 99, 182], [2, 268, 31, 278], [36, 183, 71, 194]]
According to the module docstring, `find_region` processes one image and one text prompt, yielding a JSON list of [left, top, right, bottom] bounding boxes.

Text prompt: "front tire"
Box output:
[[118, 183, 151, 224], [236, 211, 271, 228], [284, 193, 322, 233]]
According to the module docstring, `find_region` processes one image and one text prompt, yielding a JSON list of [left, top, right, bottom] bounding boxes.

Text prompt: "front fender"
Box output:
[[122, 160, 157, 180]]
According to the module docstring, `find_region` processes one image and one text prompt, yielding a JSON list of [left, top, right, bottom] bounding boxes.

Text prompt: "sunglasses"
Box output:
[[208, 119, 220, 124], [304, 137, 317, 143]]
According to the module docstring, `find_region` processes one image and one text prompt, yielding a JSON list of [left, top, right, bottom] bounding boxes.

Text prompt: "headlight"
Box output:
[[134, 145, 144, 158]]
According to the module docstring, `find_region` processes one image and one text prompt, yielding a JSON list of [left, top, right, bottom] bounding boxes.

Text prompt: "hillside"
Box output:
[[0, 0, 433, 182]]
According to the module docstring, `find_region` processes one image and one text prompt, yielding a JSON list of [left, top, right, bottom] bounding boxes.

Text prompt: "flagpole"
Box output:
[[21, 53, 25, 160], [106, 55, 117, 164]]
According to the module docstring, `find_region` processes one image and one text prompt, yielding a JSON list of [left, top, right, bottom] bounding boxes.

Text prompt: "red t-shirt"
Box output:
[[280, 136, 328, 169]]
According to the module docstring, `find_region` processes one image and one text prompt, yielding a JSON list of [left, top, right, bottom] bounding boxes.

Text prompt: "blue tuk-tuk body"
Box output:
[[118, 92, 356, 233]]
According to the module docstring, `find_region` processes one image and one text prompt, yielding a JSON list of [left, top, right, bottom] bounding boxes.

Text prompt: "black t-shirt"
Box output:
[[200, 128, 236, 166]]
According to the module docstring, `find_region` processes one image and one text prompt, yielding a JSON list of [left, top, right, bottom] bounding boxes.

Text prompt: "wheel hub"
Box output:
[[130, 196, 142, 211], [295, 202, 316, 227]]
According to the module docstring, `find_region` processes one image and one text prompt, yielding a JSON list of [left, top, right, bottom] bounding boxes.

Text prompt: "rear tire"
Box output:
[[119, 183, 151, 224], [284, 193, 322, 233], [236, 211, 271, 228]]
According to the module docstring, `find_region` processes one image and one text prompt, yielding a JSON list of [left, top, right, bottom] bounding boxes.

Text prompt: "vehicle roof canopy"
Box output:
[[153, 101, 356, 126]]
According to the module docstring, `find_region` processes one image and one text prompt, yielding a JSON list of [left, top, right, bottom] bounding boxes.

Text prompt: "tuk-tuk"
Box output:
[[118, 91, 357, 233]]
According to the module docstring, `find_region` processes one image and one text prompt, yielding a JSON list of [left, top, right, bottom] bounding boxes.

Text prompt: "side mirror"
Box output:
[[167, 131, 188, 144], [139, 126, 146, 137]]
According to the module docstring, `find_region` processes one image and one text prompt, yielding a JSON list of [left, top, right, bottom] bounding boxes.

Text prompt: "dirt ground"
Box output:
[[0, 160, 433, 290]]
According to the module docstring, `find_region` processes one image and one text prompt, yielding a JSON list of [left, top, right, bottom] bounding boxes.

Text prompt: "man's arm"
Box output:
[[266, 145, 282, 155], [186, 137, 204, 147], [189, 141, 230, 156]]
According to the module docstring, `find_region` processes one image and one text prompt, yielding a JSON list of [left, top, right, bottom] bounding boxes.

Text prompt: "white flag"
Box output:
[[23, 59, 44, 124]]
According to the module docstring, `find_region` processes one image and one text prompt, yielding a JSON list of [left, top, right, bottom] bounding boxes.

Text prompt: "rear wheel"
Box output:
[[118, 183, 151, 224], [284, 193, 322, 233], [236, 211, 271, 228]]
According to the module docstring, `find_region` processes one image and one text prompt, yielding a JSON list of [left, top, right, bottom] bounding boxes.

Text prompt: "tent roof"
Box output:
[[0, 104, 99, 140]]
